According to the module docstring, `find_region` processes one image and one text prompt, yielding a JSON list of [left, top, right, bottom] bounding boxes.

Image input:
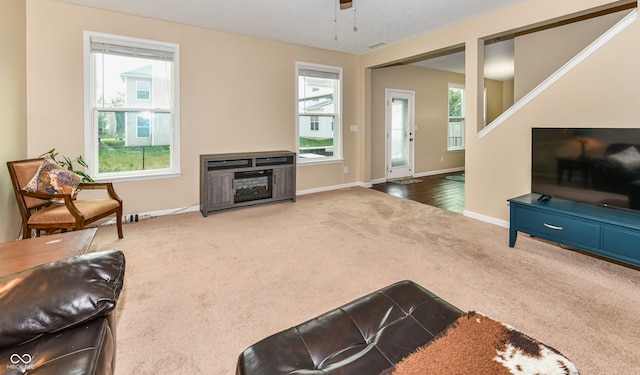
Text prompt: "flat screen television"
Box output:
[[531, 127, 640, 212]]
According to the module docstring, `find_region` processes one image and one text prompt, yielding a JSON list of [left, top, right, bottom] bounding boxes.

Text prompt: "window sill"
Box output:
[[297, 158, 344, 166], [93, 171, 181, 183]]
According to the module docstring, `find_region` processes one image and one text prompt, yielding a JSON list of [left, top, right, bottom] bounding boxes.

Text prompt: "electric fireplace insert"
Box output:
[[233, 169, 273, 203]]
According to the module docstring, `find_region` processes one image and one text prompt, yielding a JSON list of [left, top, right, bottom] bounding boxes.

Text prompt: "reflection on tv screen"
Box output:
[[531, 128, 640, 212]]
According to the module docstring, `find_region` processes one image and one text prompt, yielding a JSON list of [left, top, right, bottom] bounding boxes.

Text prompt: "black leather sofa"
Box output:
[[236, 280, 462, 375], [0, 250, 125, 375]]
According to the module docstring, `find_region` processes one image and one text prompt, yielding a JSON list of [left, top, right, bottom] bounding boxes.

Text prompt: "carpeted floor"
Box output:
[[92, 187, 640, 375]]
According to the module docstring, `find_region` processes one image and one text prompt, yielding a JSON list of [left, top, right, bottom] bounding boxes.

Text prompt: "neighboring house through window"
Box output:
[[297, 62, 342, 163], [84, 31, 180, 181], [448, 83, 465, 151]]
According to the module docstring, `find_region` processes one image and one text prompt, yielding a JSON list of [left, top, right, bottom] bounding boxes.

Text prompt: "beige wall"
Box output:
[[370, 65, 466, 180], [360, 0, 634, 223], [502, 80, 515, 113], [0, 0, 27, 242], [485, 78, 508, 124], [25, 0, 361, 216], [514, 9, 630, 100]]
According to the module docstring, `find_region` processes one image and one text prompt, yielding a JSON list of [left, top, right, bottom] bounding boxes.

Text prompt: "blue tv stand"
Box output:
[[508, 193, 640, 268]]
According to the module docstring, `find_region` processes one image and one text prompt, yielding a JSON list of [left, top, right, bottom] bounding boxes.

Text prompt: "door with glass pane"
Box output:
[[386, 89, 415, 180]]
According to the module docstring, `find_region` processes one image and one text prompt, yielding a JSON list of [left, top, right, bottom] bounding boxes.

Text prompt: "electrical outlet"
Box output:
[[440, 156, 444, 162], [344, 166, 349, 174]]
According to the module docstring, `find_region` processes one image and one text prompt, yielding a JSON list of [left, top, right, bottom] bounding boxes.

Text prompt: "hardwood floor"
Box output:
[[371, 172, 465, 214]]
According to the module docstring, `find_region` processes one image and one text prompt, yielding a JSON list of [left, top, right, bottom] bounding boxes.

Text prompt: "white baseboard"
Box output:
[[296, 181, 372, 196], [99, 204, 200, 226], [146, 204, 201, 217], [463, 210, 509, 228]]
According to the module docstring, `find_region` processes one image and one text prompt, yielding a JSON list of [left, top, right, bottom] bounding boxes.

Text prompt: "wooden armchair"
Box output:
[[7, 158, 123, 239]]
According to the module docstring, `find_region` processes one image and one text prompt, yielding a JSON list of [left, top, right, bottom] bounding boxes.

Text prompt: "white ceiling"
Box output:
[[55, 0, 525, 80], [414, 39, 515, 81], [55, 0, 526, 56]]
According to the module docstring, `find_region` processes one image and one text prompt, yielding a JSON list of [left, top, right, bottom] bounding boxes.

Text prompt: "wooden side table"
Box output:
[[0, 228, 97, 277]]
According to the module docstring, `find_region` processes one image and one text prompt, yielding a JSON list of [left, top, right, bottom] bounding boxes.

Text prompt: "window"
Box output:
[[297, 62, 342, 163], [310, 116, 319, 131], [136, 81, 151, 100], [448, 83, 465, 151], [136, 115, 150, 138], [84, 32, 180, 181]]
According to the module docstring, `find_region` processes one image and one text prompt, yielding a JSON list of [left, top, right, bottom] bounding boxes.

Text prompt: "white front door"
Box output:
[[386, 89, 415, 180]]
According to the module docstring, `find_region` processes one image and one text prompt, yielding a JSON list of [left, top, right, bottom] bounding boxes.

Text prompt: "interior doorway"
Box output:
[[386, 89, 415, 180]]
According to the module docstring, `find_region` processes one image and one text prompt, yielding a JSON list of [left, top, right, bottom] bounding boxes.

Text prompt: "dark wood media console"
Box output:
[[200, 151, 296, 216], [509, 193, 640, 267]]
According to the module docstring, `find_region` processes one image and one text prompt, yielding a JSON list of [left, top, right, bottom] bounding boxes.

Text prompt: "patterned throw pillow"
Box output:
[[23, 156, 82, 203]]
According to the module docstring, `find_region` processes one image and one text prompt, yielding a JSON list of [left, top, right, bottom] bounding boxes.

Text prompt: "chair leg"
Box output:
[[116, 211, 123, 239]]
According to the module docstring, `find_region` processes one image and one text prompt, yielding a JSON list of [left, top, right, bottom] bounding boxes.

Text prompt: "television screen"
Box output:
[[531, 128, 640, 212]]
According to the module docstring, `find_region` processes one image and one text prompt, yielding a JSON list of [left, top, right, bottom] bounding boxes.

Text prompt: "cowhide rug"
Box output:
[[380, 311, 579, 375]]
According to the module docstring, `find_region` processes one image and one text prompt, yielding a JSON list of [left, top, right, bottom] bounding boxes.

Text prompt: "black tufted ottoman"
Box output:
[[236, 280, 462, 375]]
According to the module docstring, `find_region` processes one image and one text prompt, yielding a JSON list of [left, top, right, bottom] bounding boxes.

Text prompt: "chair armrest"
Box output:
[[79, 182, 122, 202], [21, 190, 73, 201], [20, 190, 84, 220]]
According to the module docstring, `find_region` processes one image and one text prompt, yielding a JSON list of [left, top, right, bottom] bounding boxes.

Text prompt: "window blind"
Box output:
[[90, 38, 174, 62], [299, 68, 339, 80]]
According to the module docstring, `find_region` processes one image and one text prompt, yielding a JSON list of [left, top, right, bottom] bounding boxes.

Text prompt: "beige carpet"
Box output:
[[91, 187, 640, 375]]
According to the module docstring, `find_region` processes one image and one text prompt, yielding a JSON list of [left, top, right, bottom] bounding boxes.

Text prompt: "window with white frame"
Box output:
[[310, 115, 319, 131], [448, 83, 465, 151], [136, 115, 150, 138], [297, 62, 342, 162], [84, 31, 180, 181], [136, 80, 151, 100]]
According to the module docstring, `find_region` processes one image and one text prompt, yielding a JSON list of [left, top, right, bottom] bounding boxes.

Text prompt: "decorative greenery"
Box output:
[[40, 148, 94, 182]]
